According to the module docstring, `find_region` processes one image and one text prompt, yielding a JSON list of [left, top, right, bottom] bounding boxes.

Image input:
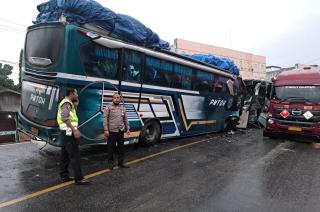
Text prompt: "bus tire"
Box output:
[[139, 120, 161, 147]]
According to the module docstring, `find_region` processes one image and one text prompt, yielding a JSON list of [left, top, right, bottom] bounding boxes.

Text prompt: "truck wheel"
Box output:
[[139, 120, 161, 146]]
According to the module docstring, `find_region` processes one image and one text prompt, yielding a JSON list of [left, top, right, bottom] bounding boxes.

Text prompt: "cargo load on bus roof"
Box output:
[[182, 54, 240, 75], [34, 0, 240, 75], [34, 0, 170, 50]]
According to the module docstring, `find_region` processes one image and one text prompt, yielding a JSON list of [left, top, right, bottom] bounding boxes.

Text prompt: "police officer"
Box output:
[[57, 88, 91, 185], [103, 93, 130, 170]]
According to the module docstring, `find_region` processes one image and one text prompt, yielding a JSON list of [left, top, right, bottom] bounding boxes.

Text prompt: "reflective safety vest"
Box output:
[[57, 98, 78, 130]]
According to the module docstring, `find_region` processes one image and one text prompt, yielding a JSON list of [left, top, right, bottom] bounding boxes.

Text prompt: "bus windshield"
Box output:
[[25, 26, 64, 68], [274, 86, 320, 102]]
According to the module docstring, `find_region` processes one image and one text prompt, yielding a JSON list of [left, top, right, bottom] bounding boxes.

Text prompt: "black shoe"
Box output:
[[119, 163, 130, 168], [75, 179, 91, 185], [61, 177, 74, 183]]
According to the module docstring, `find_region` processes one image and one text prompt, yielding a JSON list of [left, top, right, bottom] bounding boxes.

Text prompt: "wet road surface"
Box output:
[[1, 129, 320, 211]]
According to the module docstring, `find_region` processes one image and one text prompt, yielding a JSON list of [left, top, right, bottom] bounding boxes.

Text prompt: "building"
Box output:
[[265, 66, 282, 80], [173, 38, 266, 79], [0, 89, 20, 143], [266, 64, 319, 80]]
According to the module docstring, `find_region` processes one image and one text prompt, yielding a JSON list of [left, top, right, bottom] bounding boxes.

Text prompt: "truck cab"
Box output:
[[263, 68, 320, 141]]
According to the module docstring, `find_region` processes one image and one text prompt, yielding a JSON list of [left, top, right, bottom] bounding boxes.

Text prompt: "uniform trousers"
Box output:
[[60, 132, 83, 181], [108, 130, 125, 165]]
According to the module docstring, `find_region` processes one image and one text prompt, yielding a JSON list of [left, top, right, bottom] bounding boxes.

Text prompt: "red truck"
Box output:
[[264, 67, 320, 141]]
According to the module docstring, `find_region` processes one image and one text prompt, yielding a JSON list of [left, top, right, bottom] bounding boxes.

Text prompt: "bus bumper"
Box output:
[[17, 111, 63, 147]]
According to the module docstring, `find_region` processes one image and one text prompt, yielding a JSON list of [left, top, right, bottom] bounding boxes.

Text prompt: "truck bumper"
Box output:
[[264, 118, 320, 142]]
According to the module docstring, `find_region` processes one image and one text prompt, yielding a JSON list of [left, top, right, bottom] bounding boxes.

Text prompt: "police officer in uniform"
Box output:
[[57, 88, 91, 185], [103, 93, 130, 170]]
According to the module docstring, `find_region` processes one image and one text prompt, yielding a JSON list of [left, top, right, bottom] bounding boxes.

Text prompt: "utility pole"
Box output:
[[229, 25, 232, 49]]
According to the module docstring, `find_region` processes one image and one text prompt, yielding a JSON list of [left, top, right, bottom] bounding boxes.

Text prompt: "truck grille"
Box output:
[[274, 109, 320, 122]]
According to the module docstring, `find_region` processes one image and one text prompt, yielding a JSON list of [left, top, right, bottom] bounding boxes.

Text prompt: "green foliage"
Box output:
[[18, 49, 23, 90], [0, 63, 19, 91]]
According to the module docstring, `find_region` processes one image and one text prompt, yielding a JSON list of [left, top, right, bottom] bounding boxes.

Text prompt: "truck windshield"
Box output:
[[274, 86, 320, 102]]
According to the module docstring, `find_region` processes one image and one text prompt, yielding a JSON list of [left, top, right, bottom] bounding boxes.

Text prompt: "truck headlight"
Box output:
[[268, 118, 275, 124]]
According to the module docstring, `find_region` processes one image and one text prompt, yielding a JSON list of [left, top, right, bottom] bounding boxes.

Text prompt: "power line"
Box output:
[[304, 56, 320, 65], [0, 26, 25, 35], [0, 17, 27, 27], [0, 27, 24, 35], [0, 24, 25, 33]]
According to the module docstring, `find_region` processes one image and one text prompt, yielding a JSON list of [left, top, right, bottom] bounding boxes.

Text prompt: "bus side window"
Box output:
[[214, 84, 223, 93], [80, 42, 118, 80], [123, 50, 141, 83], [170, 72, 182, 88], [213, 76, 227, 93], [174, 64, 192, 90], [144, 57, 173, 87], [194, 70, 214, 92]]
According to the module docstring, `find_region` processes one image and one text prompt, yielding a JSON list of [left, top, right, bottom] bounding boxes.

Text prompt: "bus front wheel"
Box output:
[[139, 120, 161, 146]]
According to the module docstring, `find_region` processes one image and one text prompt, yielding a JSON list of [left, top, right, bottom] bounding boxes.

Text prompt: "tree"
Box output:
[[18, 49, 23, 90], [0, 63, 18, 91]]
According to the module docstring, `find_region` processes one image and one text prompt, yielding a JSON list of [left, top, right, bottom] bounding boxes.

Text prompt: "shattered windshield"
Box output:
[[274, 86, 320, 102]]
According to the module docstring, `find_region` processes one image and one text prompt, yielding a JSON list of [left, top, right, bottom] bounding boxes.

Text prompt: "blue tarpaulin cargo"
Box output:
[[182, 54, 240, 75], [35, 0, 239, 74], [35, 0, 170, 49]]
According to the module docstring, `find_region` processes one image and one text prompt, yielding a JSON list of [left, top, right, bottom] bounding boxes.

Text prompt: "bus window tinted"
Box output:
[[80, 42, 118, 79], [144, 57, 173, 87], [194, 70, 214, 92], [214, 76, 228, 93], [123, 50, 141, 83], [173, 64, 192, 90]]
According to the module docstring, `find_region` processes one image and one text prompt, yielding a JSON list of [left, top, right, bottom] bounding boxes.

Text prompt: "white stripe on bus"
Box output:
[[56, 73, 199, 94], [48, 87, 56, 111]]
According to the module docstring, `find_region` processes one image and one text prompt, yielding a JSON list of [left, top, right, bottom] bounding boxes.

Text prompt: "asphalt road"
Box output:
[[1, 129, 320, 212]]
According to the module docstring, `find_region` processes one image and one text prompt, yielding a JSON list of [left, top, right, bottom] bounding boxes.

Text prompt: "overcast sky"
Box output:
[[1, 0, 320, 83]]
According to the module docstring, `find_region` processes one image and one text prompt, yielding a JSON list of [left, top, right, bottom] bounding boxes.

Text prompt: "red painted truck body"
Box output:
[[264, 68, 320, 141]]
